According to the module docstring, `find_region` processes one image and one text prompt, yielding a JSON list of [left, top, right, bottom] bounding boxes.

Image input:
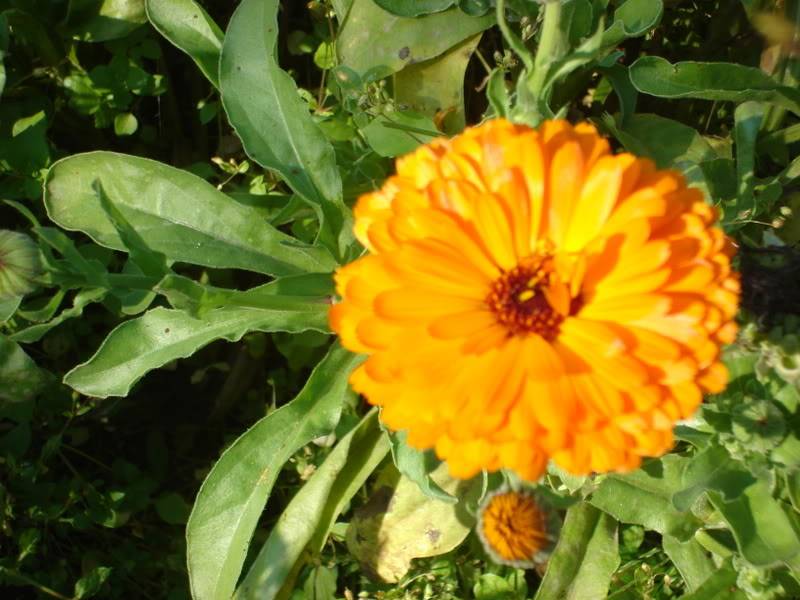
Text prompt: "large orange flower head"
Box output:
[[330, 119, 739, 481]]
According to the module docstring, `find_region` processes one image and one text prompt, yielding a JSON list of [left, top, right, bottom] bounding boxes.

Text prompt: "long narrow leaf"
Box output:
[[630, 57, 800, 116], [146, 0, 223, 88], [186, 345, 362, 600], [235, 410, 389, 599], [220, 0, 351, 261], [535, 502, 619, 600], [64, 302, 331, 398]]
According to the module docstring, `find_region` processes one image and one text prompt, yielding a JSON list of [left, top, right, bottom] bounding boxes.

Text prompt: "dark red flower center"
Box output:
[[486, 258, 564, 341]]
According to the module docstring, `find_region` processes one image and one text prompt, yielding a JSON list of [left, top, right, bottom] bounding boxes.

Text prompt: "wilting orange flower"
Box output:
[[477, 489, 558, 567], [330, 119, 739, 480]]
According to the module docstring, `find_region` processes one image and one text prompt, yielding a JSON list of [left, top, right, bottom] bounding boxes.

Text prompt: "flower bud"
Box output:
[[0, 230, 42, 299]]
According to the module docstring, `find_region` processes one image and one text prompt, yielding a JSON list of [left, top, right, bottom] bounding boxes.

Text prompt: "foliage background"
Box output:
[[1, 0, 800, 599]]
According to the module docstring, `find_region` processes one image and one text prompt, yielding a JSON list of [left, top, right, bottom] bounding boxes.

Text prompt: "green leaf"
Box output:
[[0, 335, 48, 404], [537, 18, 606, 117], [487, 68, 511, 119], [671, 444, 756, 512], [602, 0, 663, 48], [599, 112, 733, 201], [599, 63, 638, 124], [709, 480, 800, 567], [678, 558, 746, 600], [313, 41, 336, 70], [589, 456, 702, 541], [534, 502, 619, 600], [186, 345, 361, 600], [662, 535, 715, 593], [154, 273, 334, 316], [337, 0, 494, 81], [302, 566, 338, 600], [733, 101, 766, 218], [374, 0, 455, 17], [68, 0, 147, 42], [360, 111, 439, 157], [17, 528, 40, 562], [787, 470, 800, 513], [563, 0, 593, 45], [0, 296, 20, 322], [44, 152, 335, 277], [473, 572, 527, 600], [547, 463, 587, 494], [394, 33, 482, 134], [388, 430, 456, 504], [220, 0, 351, 261], [15, 291, 63, 324], [145, 0, 224, 88], [63, 300, 330, 397], [34, 227, 107, 287], [11, 288, 107, 344], [234, 410, 390, 599], [331, 0, 354, 21], [12, 110, 46, 137], [93, 180, 168, 278], [73, 566, 113, 599], [601, 113, 717, 168], [3, 10, 61, 66], [346, 463, 480, 583], [112, 259, 157, 316], [154, 492, 191, 525], [629, 57, 800, 116]]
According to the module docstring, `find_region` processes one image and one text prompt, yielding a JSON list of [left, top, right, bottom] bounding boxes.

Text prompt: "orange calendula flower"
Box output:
[[477, 489, 558, 567], [330, 118, 739, 480]]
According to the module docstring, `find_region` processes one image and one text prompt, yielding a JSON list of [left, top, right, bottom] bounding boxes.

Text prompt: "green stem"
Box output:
[[0, 567, 72, 600], [104, 274, 161, 290], [505, 0, 568, 125], [528, 0, 567, 102], [694, 529, 734, 559]]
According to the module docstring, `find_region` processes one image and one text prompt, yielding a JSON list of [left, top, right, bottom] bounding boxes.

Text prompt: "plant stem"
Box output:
[[528, 0, 567, 110], [501, 0, 568, 125], [0, 567, 72, 600]]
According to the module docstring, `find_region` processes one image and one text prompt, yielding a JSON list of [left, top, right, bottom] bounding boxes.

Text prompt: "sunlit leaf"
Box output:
[[388, 431, 456, 504], [346, 462, 480, 583], [590, 455, 702, 541], [709, 480, 800, 567], [393, 33, 482, 134], [534, 502, 619, 600], [45, 152, 335, 277], [146, 0, 223, 88], [220, 0, 352, 261], [234, 410, 389, 599], [64, 300, 331, 397], [186, 345, 362, 600], [662, 534, 715, 593], [672, 444, 756, 512], [630, 57, 800, 116], [337, 0, 493, 81]]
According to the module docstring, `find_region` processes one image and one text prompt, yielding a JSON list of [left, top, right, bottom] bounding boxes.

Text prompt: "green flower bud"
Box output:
[[0, 230, 42, 299]]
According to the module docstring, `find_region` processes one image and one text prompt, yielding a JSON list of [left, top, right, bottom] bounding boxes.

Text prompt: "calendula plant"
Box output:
[[2, 0, 800, 598]]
